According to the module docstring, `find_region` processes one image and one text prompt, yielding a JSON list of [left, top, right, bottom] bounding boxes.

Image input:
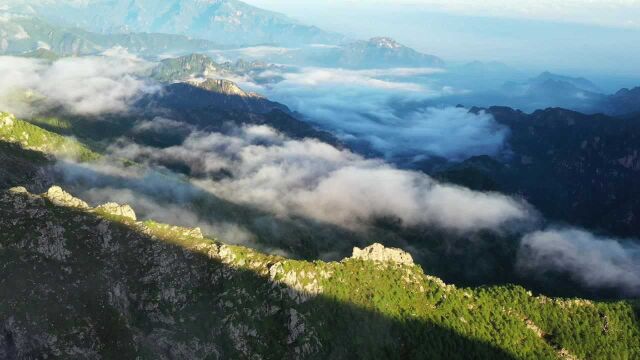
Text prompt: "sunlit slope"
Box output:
[[0, 112, 100, 161], [0, 185, 638, 359]]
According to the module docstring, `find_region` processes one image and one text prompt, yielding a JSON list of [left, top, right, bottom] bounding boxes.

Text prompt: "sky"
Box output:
[[244, 0, 640, 78]]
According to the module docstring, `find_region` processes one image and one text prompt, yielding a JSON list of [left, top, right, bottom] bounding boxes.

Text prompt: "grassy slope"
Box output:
[[0, 112, 100, 161]]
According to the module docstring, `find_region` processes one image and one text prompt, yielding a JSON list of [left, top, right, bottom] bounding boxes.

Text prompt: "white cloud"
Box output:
[[107, 123, 532, 232], [0, 50, 158, 116], [246, 67, 505, 161], [517, 228, 640, 295]]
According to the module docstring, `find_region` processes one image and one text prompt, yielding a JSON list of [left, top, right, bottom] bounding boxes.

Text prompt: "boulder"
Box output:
[[44, 186, 89, 209], [0, 113, 15, 127], [351, 243, 414, 266], [96, 202, 137, 221]]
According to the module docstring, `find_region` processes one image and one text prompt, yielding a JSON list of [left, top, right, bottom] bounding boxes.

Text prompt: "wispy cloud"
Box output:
[[245, 67, 504, 161], [105, 122, 532, 232], [517, 228, 640, 295], [0, 49, 158, 116]]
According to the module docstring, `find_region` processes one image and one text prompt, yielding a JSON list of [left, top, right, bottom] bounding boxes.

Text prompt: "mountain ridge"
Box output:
[[1, 183, 638, 358], [11, 0, 347, 47]]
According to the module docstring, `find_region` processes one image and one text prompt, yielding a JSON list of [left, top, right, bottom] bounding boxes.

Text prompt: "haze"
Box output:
[[246, 0, 640, 85]]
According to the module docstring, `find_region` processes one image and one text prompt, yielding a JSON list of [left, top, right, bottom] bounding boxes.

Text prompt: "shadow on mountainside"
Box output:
[[0, 141, 53, 191], [0, 188, 522, 360]]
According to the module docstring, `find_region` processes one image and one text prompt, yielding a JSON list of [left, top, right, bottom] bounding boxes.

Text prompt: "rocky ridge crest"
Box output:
[[351, 243, 414, 266]]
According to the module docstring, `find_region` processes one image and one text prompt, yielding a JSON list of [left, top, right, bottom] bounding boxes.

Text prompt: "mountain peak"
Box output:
[[531, 71, 601, 93], [187, 78, 260, 98], [369, 37, 402, 49]]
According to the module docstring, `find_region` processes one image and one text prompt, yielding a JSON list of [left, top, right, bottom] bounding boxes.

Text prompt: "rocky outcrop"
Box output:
[[350, 243, 414, 266], [96, 202, 137, 221], [188, 78, 261, 98], [44, 186, 89, 209], [0, 112, 15, 127]]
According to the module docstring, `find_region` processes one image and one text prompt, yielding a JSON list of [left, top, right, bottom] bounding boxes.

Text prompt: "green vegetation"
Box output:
[[0, 112, 100, 161], [0, 186, 638, 359]]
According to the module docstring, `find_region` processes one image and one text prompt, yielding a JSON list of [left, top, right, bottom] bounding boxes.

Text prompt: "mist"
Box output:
[[244, 0, 640, 77], [102, 122, 532, 232], [0, 49, 158, 116], [240, 66, 509, 162], [517, 228, 640, 296]]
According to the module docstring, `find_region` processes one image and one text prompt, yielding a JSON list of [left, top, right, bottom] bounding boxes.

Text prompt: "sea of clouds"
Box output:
[[0, 49, 638, 295]]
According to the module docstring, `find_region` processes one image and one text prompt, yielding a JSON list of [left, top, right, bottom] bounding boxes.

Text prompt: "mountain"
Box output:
[[135, 80, 338, 146], [434, 106, 640, 237], [150, 53, 283, 84], [4, 112, 638, 358], [288, 37, 445, 69], [497, 72, 604, 112], [0, 15, 222, 56], [13, 0, 346, 47], [1, 182, 638, 358], [150, 53, 223, 82], [145, 79, 286, 114], [17, 48, 61, 61], [531, 71, 602, 93], [597, 87, 640, 116], [336, 37, 445, 68]]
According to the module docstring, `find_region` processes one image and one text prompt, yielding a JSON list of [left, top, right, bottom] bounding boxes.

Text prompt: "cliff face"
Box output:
[[1, 186, 638, 359]]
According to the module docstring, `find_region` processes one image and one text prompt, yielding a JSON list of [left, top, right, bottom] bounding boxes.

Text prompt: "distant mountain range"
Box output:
[[0, 15, 221, 56], [213, 37, 445, 69], [305, 37, 445, 69], [8, 0, 346, 47], [426, 69, 640, 115], [596, 86, 640, 116]]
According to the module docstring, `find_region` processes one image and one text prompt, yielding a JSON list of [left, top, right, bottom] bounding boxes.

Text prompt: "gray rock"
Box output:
[[0, 112, 15, 127], [351, 243, 414, 266], [44, 186, 89, 209], [96, 202, 137, 221]]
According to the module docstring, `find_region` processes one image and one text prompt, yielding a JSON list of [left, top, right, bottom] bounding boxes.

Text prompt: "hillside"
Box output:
[[13, 0, 345, 47], [0, 15, 221, 56], [0, 109, 639, 358], [150, 53, 282, 84], [1, 185, 638, 359], [434, 107, 640, 238]]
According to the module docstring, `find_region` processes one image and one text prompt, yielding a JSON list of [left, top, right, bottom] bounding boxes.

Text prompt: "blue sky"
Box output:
[[245, 0, 640, 80]]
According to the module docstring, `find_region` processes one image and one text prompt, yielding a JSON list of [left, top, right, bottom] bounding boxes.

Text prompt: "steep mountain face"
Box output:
[[147, 79, 283, 113], [435, 107, 640, 237], [1, 185, 638, 359], [135, 81, 339, 145], [16, 0, 345, 47], [150, 53, 223, 82], [0, 15, 221, 56]]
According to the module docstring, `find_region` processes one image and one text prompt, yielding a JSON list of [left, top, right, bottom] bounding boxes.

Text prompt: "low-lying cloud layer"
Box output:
[[0, 49, 157, 116], [517, 228, 640, 296], [244, 66, 507, 162], [107, 122, 532, 232]]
